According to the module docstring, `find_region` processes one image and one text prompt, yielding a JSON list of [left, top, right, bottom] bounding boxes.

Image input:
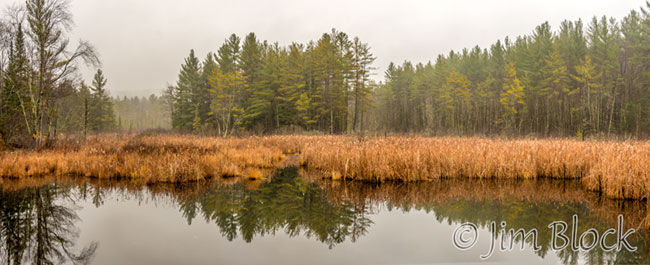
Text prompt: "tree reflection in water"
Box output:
[[317, 178, 650, 265], [177, 166, 374, 248], [1, 167, 649, 265], [0, 184, 97, 265]]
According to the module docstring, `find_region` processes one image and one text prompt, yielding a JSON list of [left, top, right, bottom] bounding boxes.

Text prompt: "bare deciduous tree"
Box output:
[[22, 0, 99, 147]]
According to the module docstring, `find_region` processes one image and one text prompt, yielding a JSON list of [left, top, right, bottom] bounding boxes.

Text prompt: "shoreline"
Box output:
[[1, 134, 648, 201]]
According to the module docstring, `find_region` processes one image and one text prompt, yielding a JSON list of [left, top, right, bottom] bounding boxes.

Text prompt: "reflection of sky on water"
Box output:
[[1, 167, 647, 265]]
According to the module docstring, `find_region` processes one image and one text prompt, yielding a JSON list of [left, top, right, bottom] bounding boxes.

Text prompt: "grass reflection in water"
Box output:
[[1, 167, 648, 265]]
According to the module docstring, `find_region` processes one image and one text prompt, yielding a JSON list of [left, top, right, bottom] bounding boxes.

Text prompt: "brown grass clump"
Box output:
[[0, 134, 289, 183], [2, 134, 650, 200], [243, 167, 267, 180]]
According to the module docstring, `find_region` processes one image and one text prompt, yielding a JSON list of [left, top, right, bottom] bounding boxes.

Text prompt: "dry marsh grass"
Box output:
[[299, 137, 650, 200], [1, 134, 649, 200], [0, 135, 286, 184]]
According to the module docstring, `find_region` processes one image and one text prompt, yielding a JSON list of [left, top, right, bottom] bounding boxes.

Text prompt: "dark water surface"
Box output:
[[1, 167, 648, 265]]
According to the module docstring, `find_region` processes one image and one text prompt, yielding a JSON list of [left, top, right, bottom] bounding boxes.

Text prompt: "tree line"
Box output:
[[0, 0, 115, 148], [168, 29, 376, 136], [4, 0, 650, 147], [375, 3, 650, 138], [113, 94, 170, 131], [170, 3, 650, 138]]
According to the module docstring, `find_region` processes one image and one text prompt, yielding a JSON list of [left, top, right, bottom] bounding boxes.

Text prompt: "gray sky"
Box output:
[[1, 0, 646, 97]]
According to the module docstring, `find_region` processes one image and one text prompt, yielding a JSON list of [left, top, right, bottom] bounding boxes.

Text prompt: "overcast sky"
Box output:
[[1, 0, 646, 97]]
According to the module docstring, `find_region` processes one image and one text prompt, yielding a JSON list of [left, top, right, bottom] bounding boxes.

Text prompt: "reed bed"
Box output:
[[0, 134, 287, 183], [1, 134, 649, 200], [299, 136, 650, 200]]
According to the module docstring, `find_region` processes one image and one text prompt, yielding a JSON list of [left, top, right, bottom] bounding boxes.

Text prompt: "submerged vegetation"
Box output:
[[1, 134, 649, 200]]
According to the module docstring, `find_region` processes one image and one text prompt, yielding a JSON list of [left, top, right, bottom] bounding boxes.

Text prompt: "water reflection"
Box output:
[[177, 167, 373, 248], [0, 184, 97, 265], [317, 179, 650, 264], [1, 167, 649, 265]]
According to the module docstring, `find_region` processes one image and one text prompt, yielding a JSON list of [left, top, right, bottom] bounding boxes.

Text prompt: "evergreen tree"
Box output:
[[0, 24, 32, 146], [280, 43, 307, 127], [172, 49, 201, 130], [350, 37, 375, 132], [198, 53, 217, 128], [217, 34, 241, 73], [88, 69, 116, 131], [540, 43, 570, 135], [239, 32, 265, 125], [244, 43, 281, 131]]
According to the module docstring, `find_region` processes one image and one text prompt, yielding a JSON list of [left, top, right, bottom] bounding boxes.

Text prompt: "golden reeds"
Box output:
[[0, 134, 286, 183], [298, 136, 649, 200], [1, 134, 649, 200]]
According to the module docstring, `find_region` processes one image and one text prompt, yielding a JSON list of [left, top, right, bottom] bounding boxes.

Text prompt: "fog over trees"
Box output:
[[169, 3, 650, 138], [376, 11, 650, 138], [2, 0, 650, 148]]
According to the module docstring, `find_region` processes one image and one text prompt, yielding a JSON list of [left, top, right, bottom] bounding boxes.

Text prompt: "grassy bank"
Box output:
[[0, 134, 648, 200]]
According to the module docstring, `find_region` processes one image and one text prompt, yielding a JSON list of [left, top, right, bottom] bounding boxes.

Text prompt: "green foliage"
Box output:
[[170, 30, 375, 134], [88, 69, 116, 132], [178, 167, 371, 247], [172, 49, 202, 131], [0, 0, 110, 146], [375, 9, 650, 137], [0, 24, 32, 146]]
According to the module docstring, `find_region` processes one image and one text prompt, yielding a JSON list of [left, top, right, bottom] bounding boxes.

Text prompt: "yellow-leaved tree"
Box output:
[[500, 62, 527, 131], [572, 56, 603, 136], [208, 69, 247, 137]]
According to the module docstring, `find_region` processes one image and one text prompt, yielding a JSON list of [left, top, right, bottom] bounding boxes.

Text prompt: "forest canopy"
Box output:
[[2, 0, 650, 149], [377, 11, 650, 138], [168, 2, 650, 138], [0, 0, 113, 147], [166, 30, 376, 136]]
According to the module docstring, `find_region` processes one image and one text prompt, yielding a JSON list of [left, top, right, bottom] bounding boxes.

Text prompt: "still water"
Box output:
[[1, 167, 648, 265]]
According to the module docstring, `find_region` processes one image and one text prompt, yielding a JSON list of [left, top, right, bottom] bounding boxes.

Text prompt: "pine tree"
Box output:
[[89, 69, 116, 131], [198, 53, 217, 128], [280, 43, 307, 127], [172, 49, 201, 130], [447, 70, 472, 131], [244, 43, 281, 131], [239, 32, 265, 123], [295, 92, 314, 127], [350, 37, 375, 132], [540, 43, 570, 135], [217, 34, 241, 73], [0, 23, 32, 146]]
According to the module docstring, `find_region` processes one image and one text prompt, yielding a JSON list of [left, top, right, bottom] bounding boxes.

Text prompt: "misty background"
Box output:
[[1, 0, 644, 97]]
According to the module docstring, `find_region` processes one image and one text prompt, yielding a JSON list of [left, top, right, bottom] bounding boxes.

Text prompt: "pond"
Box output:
[[0, 166, 648, 265]]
